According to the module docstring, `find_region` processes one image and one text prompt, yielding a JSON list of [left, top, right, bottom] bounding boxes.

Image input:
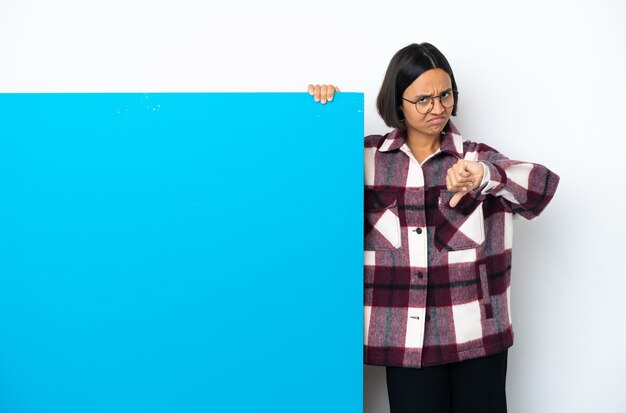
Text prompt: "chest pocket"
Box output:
[[365, 189, 401, 251], [435, 190, 485, 251]]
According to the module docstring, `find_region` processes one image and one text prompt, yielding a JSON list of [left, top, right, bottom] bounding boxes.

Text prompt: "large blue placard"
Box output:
[[0, 93, 363, 413]]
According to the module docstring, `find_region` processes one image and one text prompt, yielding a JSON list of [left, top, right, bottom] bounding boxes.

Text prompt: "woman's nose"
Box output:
[[430, 97, 445, 114]]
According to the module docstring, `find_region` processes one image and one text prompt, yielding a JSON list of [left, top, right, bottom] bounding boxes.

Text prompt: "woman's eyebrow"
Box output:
[[413, 88, 453, 98]]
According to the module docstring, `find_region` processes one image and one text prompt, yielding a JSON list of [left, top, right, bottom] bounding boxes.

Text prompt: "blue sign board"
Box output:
[[0, 93, 363, 412]]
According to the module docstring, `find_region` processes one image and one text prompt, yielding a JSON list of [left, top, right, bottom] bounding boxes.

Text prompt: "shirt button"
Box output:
[[417, 271, 424, 279], [414, 228, 423, 234]]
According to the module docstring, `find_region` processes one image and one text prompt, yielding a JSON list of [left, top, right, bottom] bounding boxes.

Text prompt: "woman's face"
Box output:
[[400, 68, 454, 139]]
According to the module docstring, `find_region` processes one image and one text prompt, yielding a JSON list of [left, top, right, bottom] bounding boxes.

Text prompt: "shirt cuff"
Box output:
[[479, 162, 490, 187], [479, 161, 505, 195]]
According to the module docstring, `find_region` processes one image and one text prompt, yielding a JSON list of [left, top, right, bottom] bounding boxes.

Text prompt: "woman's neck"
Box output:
[[405, 130, 441, 164]]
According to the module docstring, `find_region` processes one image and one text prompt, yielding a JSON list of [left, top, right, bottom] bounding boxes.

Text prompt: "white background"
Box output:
[[1, 1, 625, 412]]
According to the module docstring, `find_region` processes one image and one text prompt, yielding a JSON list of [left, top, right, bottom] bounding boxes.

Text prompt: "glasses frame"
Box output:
[[402, 90, 459, 115]]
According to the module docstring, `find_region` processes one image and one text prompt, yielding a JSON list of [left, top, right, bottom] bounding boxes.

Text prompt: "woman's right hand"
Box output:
[[307, 84, 340, 104]]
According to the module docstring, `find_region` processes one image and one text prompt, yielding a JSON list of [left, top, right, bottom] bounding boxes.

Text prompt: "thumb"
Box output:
[[449, 191, 466, 208]]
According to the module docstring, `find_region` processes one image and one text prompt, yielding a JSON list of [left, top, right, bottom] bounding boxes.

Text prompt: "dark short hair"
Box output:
[[376, 43, 458, 130]]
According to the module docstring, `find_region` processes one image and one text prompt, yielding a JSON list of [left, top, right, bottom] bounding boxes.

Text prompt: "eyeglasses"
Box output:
[[402, 90, 458, 115]]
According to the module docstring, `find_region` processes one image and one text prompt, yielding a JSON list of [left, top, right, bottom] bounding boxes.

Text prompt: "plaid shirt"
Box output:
[[364, 122, 559, 368]]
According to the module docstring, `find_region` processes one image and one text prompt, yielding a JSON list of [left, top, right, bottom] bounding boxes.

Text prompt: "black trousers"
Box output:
[[385, 351, 508, 413]]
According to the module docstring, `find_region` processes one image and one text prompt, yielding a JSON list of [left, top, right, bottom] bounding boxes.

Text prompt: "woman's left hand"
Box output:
[[307, 84, 340, 104], [446, 160, 484, 207]]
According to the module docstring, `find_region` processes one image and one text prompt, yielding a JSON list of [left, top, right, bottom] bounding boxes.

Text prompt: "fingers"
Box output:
[[449, 191, 466, 208], [446, 170, 471, 191], [319, 85, 329, 104], [307, 84, 340, 104], [445, 160, 485, 207], [326, 86, 336, 102], [446, 161, 474, 192]]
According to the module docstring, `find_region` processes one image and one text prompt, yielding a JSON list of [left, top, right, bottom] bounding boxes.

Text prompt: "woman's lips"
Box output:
[[427, 116, 447, 125]]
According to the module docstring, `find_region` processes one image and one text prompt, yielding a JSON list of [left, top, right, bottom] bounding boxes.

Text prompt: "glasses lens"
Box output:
[[441, 92, 455, 109], [415, 98, 433, 114]]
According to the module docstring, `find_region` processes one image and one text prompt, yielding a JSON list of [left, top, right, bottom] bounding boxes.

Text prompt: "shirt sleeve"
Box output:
[[464, 143, 560, 220], [479, 162, 491, 189]]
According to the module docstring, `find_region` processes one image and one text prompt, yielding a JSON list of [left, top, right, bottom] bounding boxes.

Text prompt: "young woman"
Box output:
[[309, 43, 559, 413]]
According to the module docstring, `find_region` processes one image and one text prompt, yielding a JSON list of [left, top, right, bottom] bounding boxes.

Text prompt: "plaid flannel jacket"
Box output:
[[364, 122, 559, 368]]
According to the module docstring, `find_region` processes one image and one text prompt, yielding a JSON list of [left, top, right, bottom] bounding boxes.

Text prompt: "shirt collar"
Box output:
[[378, 121, 465, 159]]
